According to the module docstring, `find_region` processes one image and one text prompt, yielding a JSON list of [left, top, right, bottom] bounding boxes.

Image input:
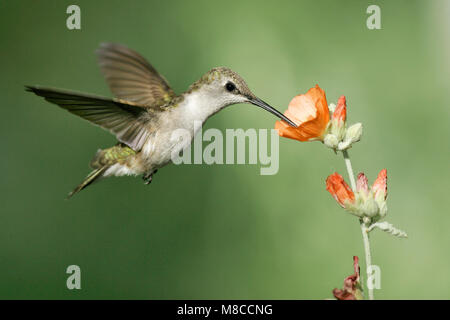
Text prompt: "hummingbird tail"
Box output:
[[67, 166, 108, 199]]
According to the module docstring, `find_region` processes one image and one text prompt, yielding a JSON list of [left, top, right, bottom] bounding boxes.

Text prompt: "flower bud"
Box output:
[[360, 196, 379, 217], [326, 173, 355, 208], [337, 123, 363, 151], [372, 169, 388, 219], [378, 201, 388, 218], [372, 169, 387, 203], [324, 134, 339, 149], [332, 96, 347, 123], [356, 173, 369, 196], [344, 123, 363, 144]]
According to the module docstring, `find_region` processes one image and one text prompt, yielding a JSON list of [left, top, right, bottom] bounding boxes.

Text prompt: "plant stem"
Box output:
[[360, 221, 374, 300], [342, 150, 356, 190], [342, 150, 374, 300]]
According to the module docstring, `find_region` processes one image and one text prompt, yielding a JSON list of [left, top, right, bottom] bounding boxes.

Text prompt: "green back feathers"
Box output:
[[90, 144, 136, 169]]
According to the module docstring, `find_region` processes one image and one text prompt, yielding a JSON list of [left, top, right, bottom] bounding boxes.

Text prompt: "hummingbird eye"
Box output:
[[225, 82, 236, 92]]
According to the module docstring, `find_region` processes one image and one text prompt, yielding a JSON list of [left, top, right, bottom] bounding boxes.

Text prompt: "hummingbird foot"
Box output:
[[142, 170, 157, 185]]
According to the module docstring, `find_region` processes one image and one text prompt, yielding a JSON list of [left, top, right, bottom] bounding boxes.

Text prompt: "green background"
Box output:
[[1, 0, 449, 299]]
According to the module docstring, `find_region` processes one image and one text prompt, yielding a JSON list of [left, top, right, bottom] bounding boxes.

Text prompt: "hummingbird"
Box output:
[[26, 43, 296, 198]]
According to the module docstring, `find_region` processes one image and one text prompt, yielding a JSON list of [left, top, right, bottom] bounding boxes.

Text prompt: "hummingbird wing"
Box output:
[[26, 86, 154, 151], [96, 43, 176, 107]]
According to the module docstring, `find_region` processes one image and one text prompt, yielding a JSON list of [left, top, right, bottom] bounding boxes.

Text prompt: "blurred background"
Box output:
[[0, 0, 449, 299]]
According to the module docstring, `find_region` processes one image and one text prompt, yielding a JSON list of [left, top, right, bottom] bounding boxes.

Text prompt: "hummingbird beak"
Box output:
[[249, 97, 297, 127]]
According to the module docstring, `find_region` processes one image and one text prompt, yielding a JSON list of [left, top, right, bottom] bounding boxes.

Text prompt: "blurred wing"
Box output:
[[26, 86, 154, 151], [96, 43, 176, 107]]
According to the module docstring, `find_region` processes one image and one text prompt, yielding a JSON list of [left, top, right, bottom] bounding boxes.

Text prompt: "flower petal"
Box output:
[[275, 85, 330, 142], [275, 120, 309, 141], [356, 172, 369, 194], [286, 94, 316, 125], [326, 172, 355, 207], [372, 169, 388, 200]]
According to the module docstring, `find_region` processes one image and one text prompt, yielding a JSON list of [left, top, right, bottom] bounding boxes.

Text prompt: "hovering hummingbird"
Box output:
[[26, 43, 296, 198]]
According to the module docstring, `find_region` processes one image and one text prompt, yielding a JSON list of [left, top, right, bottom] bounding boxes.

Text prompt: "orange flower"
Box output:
[[326, 172, 355, 208], [326, 169, 389, 219], [275, 85, 330, 141]]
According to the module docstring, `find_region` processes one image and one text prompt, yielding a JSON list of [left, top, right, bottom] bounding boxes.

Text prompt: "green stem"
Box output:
[[342, 150, 374, 300], [360, 221, 374, 300], [342, 150, 356, 190]]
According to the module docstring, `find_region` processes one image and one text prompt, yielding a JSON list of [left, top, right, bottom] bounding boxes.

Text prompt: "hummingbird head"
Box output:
[[188, 67, 296, 127]]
